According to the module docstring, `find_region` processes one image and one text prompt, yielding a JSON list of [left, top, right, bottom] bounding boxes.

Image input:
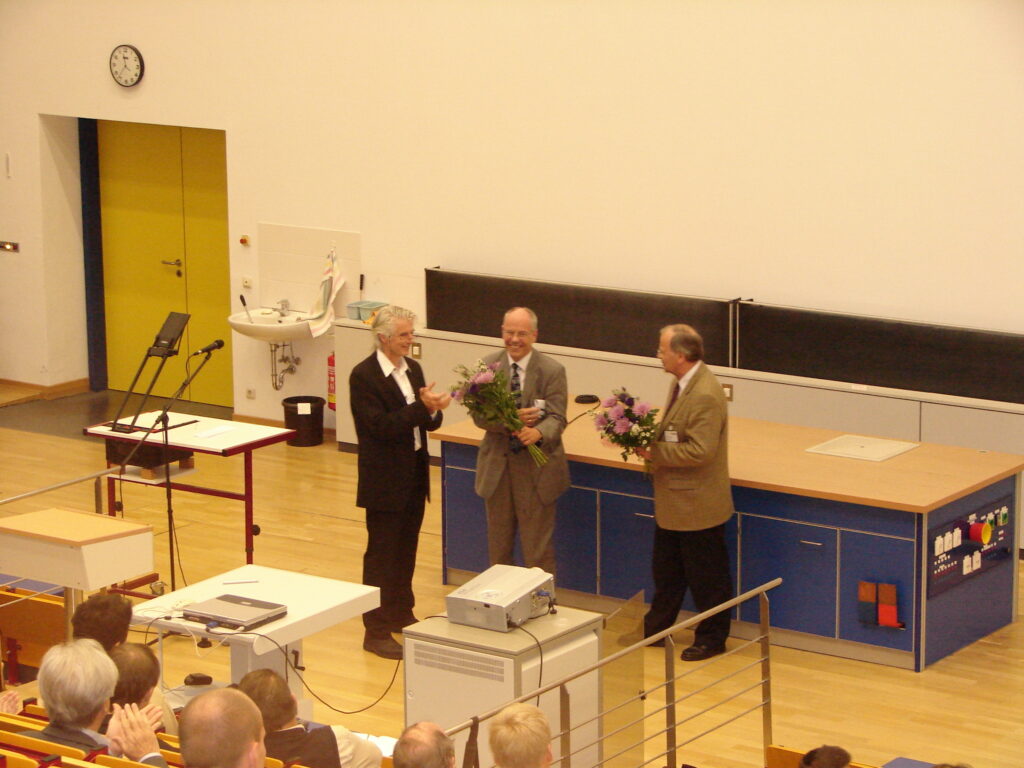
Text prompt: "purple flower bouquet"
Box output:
[[593, 388, 659, 462], [450, 360, 547, 466]]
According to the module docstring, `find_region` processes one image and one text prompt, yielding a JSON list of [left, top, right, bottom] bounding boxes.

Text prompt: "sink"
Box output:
[[228, 309, 313, 343]]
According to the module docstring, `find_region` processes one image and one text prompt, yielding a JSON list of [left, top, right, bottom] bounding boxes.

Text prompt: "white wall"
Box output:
[[2, 1, 1023, 415]]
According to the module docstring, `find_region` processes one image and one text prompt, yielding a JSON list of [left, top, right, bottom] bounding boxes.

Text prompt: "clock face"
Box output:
[[110, 44, 144, 87]]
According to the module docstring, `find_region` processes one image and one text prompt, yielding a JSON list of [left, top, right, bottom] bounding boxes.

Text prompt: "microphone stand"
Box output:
[[153, 350, 217, 591]]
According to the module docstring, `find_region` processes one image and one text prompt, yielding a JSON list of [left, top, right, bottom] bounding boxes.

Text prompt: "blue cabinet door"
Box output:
[[837, 530, 915, 652], [443, 460, 598, 592], [599, 494, 656, 601], [740, 515, 838, 637], [443, 466, 490, 573], [554, 487, 599, 593]]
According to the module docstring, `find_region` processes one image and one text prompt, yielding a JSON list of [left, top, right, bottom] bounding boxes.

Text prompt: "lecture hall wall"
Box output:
[[2, 0, 1023, 422]]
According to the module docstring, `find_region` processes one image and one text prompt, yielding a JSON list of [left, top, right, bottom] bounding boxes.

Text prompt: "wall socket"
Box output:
[[245, 388, 256, 399]]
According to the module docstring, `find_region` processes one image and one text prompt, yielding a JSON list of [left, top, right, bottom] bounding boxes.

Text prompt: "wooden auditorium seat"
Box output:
[[0, 714, 45, 733], [0, 747, 42, 768], [0, 590, 64, 685], [765, 744, 878, 768], [0, 729, 86, 761]]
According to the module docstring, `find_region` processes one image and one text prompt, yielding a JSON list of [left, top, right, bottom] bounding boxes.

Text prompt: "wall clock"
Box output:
[[110, 44, 144, 87]]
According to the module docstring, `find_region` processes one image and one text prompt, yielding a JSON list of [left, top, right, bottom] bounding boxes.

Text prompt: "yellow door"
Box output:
[[98, 121, 233, 407]]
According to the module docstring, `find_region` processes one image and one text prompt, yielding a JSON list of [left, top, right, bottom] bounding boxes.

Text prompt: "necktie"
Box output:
[[510, 363, 522, 404], [509, 363, 523, 452], [668, 382, 680, 410]]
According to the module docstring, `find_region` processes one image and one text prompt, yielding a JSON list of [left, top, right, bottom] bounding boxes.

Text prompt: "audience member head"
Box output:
[[71, 592, 133, 651], [488, 703, 552, 768], [236, 668, 297, 732], [38, 638, 118, 729], [800, 745, 852, 768], [180, 688, 265, 768], [393, 721, 455, 768], [109, 642, 160, 708]]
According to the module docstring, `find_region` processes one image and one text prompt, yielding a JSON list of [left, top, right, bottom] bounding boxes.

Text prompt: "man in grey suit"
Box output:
[[635, 323, 734, 661], [25, 639, 168, 766], [473, 307, 570, 576]]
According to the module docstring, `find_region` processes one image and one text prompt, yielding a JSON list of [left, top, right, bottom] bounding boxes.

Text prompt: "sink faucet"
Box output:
[[274, 299, 290, 317]]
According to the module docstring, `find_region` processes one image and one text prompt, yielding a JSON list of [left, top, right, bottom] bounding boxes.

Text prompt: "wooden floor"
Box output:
[[0, 382, 43, 409], [1, 422, 1021, 768]]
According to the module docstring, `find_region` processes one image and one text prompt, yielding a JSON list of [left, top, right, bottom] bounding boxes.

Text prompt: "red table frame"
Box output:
[[86, 415, 294, 564]]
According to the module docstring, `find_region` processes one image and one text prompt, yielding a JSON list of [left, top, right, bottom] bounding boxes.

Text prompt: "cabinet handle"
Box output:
[[161, 259, 183, 267], [634, 513, 655, 519], [799, 540, 823, 547]]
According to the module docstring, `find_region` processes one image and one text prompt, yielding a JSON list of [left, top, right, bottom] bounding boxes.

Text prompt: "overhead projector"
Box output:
[[446, 564, 555, 632]]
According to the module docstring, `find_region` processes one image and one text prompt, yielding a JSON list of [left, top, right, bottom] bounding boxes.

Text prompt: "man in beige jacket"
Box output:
[[636, 324, 734, 661]]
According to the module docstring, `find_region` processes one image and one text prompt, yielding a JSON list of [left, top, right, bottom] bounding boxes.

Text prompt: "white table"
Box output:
[[0, 508, 154, 636], [134, 565, 379, 716], [86, 412, 294, 563]]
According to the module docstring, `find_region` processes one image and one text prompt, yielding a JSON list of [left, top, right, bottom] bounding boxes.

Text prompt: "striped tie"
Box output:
[[509, 363, 523, 452], [510, 363, 522, 404]]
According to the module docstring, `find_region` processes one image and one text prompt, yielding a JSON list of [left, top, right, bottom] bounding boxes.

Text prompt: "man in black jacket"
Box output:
[[349, 305, 450, 659]]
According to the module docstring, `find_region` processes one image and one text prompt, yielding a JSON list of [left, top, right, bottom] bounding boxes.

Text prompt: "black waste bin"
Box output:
[[282, 396, 326, 446]]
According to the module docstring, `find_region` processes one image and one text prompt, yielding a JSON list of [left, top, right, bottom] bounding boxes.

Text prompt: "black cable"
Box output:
[[166, 626, 401, 715], [514, 624, 544, 706]]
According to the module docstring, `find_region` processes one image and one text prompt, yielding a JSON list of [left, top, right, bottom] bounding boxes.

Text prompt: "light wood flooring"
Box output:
[[0, 382, 44, 409], [1, 420, 1022, 768]]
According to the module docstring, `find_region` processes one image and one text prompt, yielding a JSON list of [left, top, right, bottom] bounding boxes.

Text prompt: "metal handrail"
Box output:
[[0, 466, 120, 507], [446, 577, 782, 768]]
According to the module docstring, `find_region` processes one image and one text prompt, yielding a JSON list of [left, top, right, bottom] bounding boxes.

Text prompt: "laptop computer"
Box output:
[[182, 594, 287, 631]]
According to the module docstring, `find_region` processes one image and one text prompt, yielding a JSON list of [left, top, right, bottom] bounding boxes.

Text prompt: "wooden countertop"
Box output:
[[0, 508, 152, 546], [431, 403, 1024, 514]]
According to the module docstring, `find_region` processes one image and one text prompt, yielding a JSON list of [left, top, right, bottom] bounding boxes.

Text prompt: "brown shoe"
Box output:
[[363, 633, 403, 660]]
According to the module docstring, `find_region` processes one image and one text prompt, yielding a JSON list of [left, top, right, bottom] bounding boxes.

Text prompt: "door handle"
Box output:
[[161, 259, 183, 267]]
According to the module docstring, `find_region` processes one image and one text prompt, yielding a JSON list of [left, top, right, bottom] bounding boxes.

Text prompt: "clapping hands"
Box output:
[[419, 382, 452, 413], [107, 702, 162, 761]]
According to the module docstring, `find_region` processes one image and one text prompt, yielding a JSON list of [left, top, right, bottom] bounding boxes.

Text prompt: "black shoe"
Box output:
[[680, 643, 725, 662], [642, 628, 670, 648], [363, 633, 403, 660]]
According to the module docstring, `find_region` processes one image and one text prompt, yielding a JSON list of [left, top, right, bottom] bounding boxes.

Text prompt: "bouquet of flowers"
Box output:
[[450, 360, 547, 466], [593, 388, 659, 462]]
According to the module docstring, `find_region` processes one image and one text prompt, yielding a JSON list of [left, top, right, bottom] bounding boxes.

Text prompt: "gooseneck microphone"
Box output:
[[192, 339, 225, 356]]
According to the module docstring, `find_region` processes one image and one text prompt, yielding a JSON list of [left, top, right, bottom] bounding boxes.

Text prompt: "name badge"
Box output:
[[663, 430, 679, 443]]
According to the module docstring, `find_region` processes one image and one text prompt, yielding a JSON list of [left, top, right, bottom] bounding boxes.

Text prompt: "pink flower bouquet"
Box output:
[[593, 388, 659, 462]]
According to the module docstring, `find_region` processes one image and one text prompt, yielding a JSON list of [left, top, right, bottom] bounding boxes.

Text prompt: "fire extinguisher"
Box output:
[[327, 352, 336, 411]]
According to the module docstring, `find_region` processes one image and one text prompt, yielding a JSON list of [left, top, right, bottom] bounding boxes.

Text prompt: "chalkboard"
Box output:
[[425, 268, 732, 366], [737, 302, 1024, 405]]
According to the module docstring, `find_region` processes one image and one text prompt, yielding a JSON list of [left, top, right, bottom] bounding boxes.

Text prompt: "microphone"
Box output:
[[192, 339, 225, 356]]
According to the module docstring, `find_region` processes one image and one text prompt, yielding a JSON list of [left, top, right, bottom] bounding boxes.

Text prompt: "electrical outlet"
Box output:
[[241, 276, 253, 289], [411, 342, 422, 359], [245, 388, 256, 399]]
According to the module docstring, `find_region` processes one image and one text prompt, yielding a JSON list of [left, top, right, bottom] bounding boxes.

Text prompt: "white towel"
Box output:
[[305, 247, 345, 338]]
